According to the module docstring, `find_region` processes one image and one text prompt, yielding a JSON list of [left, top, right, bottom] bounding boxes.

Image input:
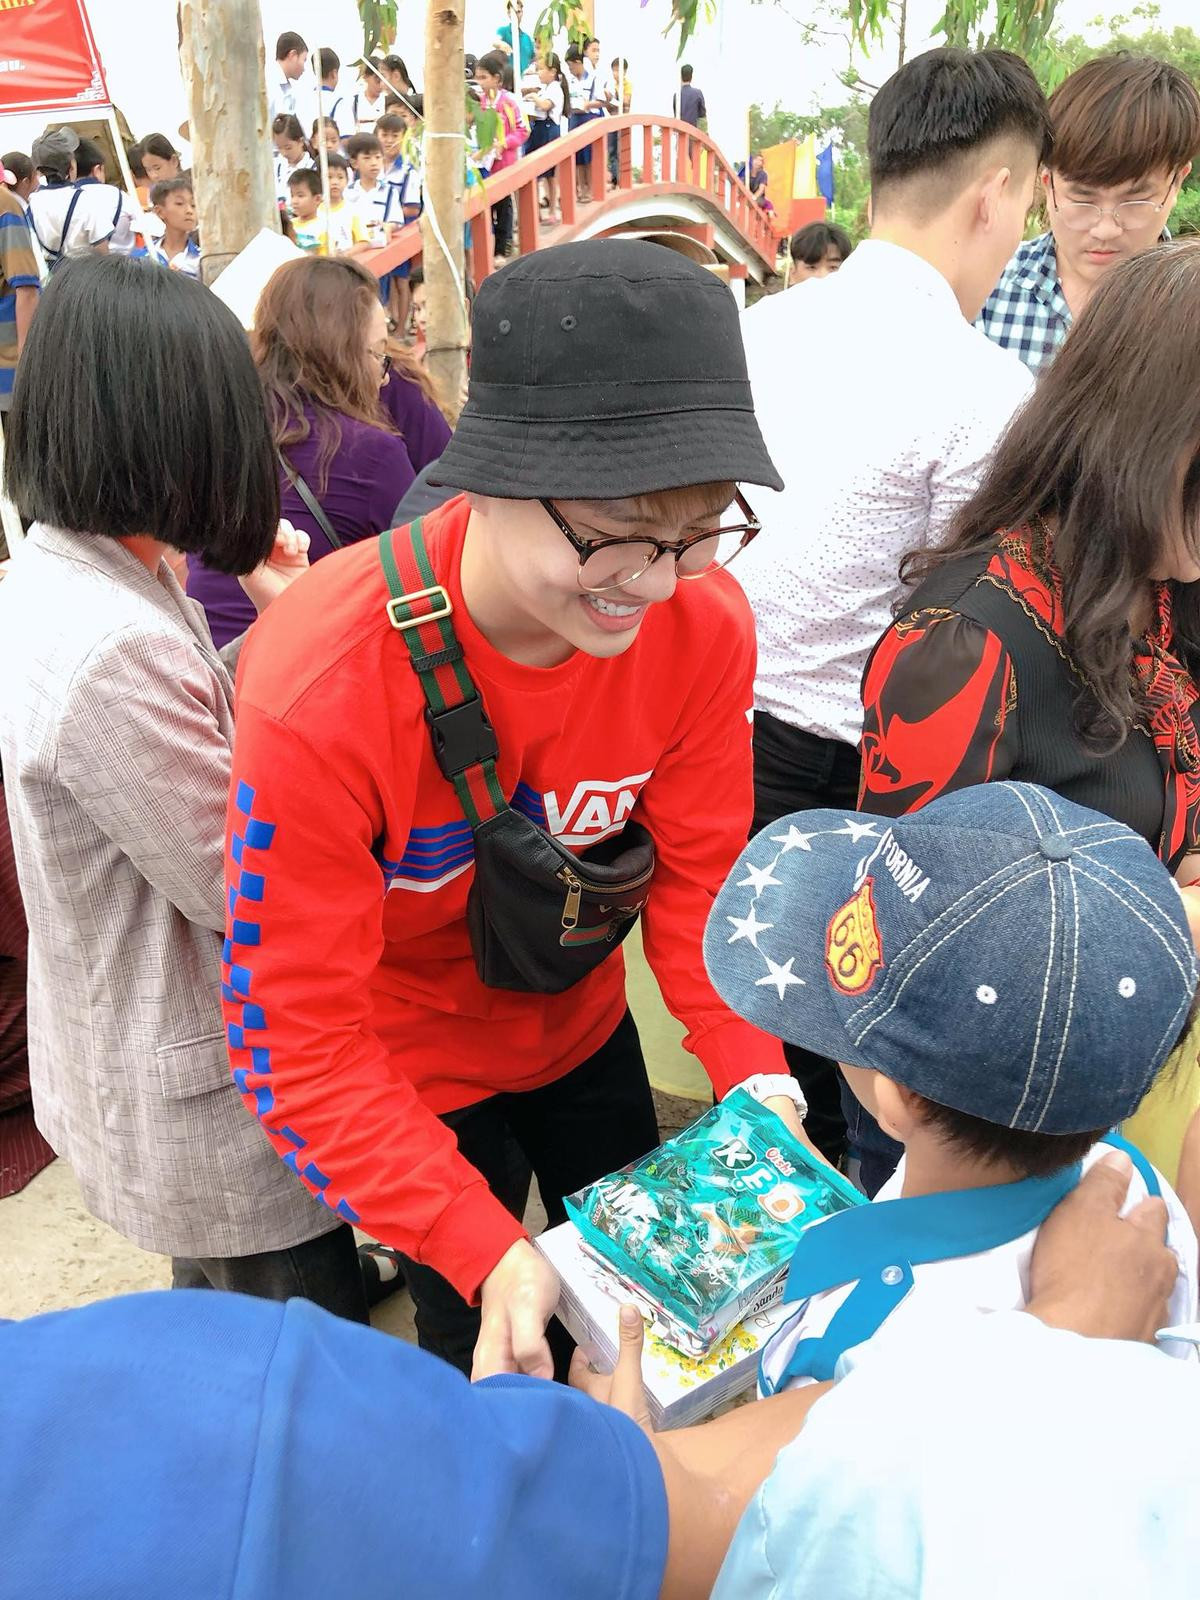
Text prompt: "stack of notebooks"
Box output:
[[536, 1090, 865, 1429], [535, 1218, 788, 1429]]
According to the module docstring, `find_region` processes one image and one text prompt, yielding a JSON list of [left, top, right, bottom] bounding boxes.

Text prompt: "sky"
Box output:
[[2, 0, 1197, 167]]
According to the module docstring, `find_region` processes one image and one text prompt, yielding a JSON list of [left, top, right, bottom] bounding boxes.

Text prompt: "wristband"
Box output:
[[734, 1073, 809, 1120]]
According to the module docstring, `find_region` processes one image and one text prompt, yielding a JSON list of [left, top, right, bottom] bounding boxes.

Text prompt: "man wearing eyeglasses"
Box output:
[[978, 54, 1200, 374], [219, 240, 797, 1383]]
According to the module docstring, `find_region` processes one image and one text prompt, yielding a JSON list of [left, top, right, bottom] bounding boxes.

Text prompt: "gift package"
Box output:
[[541, 1090, 864, 1423]]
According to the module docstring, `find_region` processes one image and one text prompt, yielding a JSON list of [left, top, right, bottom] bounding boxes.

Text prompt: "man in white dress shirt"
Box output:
[[270, 31, 310, 125], [737, 48, 1046, 1173]]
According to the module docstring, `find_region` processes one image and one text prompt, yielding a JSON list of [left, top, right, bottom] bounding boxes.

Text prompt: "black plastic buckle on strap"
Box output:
[[426, 697, 500, 779]]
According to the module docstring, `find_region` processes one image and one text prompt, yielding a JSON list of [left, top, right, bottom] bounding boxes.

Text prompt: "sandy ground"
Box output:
[[0, 933, 702, 1332]]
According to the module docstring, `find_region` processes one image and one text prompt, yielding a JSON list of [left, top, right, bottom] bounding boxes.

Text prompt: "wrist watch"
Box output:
[[734, 1073, 809, 1121]]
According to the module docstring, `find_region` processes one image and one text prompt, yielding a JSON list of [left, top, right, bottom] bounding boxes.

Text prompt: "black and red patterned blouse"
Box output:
[[859, 523, 1200, 869]]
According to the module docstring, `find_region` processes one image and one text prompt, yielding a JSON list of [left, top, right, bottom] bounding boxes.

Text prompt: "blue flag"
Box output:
[[816, 141, 835, 209]]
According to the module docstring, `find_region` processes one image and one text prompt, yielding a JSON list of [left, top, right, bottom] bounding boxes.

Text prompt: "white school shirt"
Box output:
[[526, 81, 565, 124], [353, 90, 385, 132], [715, 1306, 1200, 1600], [319, 84, 357, 139], [274, 151, 314, 206], [568, 71, 592, 115], [349, 176, 401, 237], [385, 158, 421, 214], [27, 180, 123, 261], [758, 1141, 1198, 1397], [735, 240, 1034, 749]]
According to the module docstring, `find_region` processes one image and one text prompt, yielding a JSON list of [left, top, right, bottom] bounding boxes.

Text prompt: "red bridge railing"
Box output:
[[363, 112, 780, 288]]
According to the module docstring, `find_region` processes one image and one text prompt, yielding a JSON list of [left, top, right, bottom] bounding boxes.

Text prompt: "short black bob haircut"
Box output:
[[4, 254, 278, 575], [869, 47, 1052, 194]]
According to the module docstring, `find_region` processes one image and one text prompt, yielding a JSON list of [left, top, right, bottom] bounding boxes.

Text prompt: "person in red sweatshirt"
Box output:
[[222, 239, 800, 1381]]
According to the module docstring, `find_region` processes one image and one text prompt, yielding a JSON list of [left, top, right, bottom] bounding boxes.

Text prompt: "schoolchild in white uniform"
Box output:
[[272, 115, 314, 208], [317, 48, 357, 141], [522, 53, 571, 223], [27, 129, 123, 268], [705, 780, 1200, 1399], [345, 133, 399, 245]]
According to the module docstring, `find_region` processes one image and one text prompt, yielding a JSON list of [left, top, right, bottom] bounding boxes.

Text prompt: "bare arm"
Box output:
[[13, 285, 37, 355]]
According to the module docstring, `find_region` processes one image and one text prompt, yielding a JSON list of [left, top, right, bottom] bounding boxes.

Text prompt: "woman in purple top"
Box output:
[[188, 257, 449, 646]]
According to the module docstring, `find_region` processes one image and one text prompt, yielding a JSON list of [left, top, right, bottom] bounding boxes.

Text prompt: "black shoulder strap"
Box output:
[[278, 452, 343, 550], [45, 186, 84, 265]]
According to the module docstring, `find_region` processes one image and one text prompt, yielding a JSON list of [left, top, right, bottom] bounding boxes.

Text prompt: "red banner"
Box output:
[[0, 0, 110, 116]]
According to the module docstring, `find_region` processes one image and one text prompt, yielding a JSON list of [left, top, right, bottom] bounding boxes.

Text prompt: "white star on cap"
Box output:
[[835, 820, 880, 843], [771, 825, 819, 854], [738, 859, 782, 896], [755, 955, 805, 999], [726, 906, 773, 949]]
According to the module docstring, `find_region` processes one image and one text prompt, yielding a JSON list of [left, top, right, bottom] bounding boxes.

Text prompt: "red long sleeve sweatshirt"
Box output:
[[222, 496, 785, 1301]]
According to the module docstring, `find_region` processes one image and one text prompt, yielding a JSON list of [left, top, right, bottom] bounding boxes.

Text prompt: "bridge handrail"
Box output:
[[362, 112, 778, 283]]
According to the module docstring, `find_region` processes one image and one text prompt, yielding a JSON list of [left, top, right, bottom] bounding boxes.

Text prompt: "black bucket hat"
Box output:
[[427, 239, 784, 499]]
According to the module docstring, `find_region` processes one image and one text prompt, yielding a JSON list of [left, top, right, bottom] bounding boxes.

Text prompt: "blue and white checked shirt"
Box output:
[[975, 231, 1070, 376]]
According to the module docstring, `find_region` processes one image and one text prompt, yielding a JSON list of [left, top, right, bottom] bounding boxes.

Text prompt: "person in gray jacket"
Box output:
[[0, 254, 367, 1318]]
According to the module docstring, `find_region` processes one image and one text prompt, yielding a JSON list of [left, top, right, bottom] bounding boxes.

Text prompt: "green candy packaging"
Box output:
[[564, 1088, 864, 1356]]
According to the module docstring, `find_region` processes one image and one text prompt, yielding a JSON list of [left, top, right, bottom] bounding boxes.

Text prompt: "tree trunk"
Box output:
[[897, 0, 908, 67], [422, 0, 469, 421], [178, 0, 279, 287]]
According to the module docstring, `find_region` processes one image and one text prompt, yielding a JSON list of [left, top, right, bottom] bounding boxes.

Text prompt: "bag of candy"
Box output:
[[564, 1088, 864, 1356]]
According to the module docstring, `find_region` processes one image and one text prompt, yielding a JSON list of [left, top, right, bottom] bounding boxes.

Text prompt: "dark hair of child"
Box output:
[[149, 176, 194, 208], [288, 168, 323, 199]]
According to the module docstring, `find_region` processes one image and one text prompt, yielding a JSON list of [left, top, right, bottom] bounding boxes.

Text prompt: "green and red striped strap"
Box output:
[[378, 520, 507, 828]]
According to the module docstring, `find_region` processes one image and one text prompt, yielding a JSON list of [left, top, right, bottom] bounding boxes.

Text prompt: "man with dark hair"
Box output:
[[736, 49, 1046, 1177], [674, 64, 706, 129], [979, 52, 1200, 372], [789, 219, 853, 281], [318, 46, 356, 139], [271, 29, 310, 124]]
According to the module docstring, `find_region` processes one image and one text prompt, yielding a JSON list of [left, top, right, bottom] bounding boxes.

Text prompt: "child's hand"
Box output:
[[238, 520, 311, 615], [569, 1304, 655, 1434]]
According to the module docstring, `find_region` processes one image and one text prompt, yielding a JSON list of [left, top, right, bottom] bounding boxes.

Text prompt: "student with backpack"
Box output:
[[220, 240, 797, 1383], [26, 128, 122, 270]]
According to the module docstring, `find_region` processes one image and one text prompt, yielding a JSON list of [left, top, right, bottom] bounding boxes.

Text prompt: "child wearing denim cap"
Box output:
[[705, 780, 1200, 1394]]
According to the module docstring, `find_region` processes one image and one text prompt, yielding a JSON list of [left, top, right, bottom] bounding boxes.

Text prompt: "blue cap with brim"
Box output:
[[705, 782, 1198, 1135]]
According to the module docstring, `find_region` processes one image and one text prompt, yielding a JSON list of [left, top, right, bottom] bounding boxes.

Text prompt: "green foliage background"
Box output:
[[752, 7, 1200, 242]]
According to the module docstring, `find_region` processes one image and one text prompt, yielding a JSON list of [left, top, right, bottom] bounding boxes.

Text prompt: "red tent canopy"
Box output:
[[0, 0, 110, 117]]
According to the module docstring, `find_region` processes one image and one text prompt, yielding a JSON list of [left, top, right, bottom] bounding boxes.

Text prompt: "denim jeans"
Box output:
[[398, 1009, 660, 1378], [172, 1220, 369, 1323]]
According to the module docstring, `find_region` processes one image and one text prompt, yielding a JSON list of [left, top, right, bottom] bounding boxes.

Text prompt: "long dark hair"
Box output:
[[902, 241, 1200, 752], [4, 254, 278, 573], [252, 256, 393, 492], [543, 52, 571, 122], [272, 113, 312, 159]]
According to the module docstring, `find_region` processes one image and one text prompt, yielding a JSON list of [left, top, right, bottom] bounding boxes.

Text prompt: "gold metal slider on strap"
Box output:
[[386, 585, 453, 632]]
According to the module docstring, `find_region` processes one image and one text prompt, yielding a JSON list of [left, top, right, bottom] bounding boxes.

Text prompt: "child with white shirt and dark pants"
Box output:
[[705, 780, 1199, 1435]]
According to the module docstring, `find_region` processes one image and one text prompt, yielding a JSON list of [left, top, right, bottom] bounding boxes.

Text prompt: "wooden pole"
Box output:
[[178, 0, 279, 287], [421, 0, 469, 422]]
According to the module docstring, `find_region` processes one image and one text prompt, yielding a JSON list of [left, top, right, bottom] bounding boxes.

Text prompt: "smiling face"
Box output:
[[462, 484, 738, 664], [379, 125, 403, 162], [1045, 165, 1186, 288]]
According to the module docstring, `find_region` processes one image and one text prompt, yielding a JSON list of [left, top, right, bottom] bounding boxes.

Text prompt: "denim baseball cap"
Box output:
[[705, 783, 1199, 1134]]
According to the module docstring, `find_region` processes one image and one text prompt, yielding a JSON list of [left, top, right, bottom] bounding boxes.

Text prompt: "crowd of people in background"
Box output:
[[7, 26, 1200, 1600]]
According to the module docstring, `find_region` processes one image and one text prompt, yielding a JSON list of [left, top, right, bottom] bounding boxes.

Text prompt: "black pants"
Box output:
[[751, 711, 905, 1190], [172, 1221, 370, 1323], [751, 711, 864, 1166], [399, 1009, 659, 1377], [491, 195, 513, 254]]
